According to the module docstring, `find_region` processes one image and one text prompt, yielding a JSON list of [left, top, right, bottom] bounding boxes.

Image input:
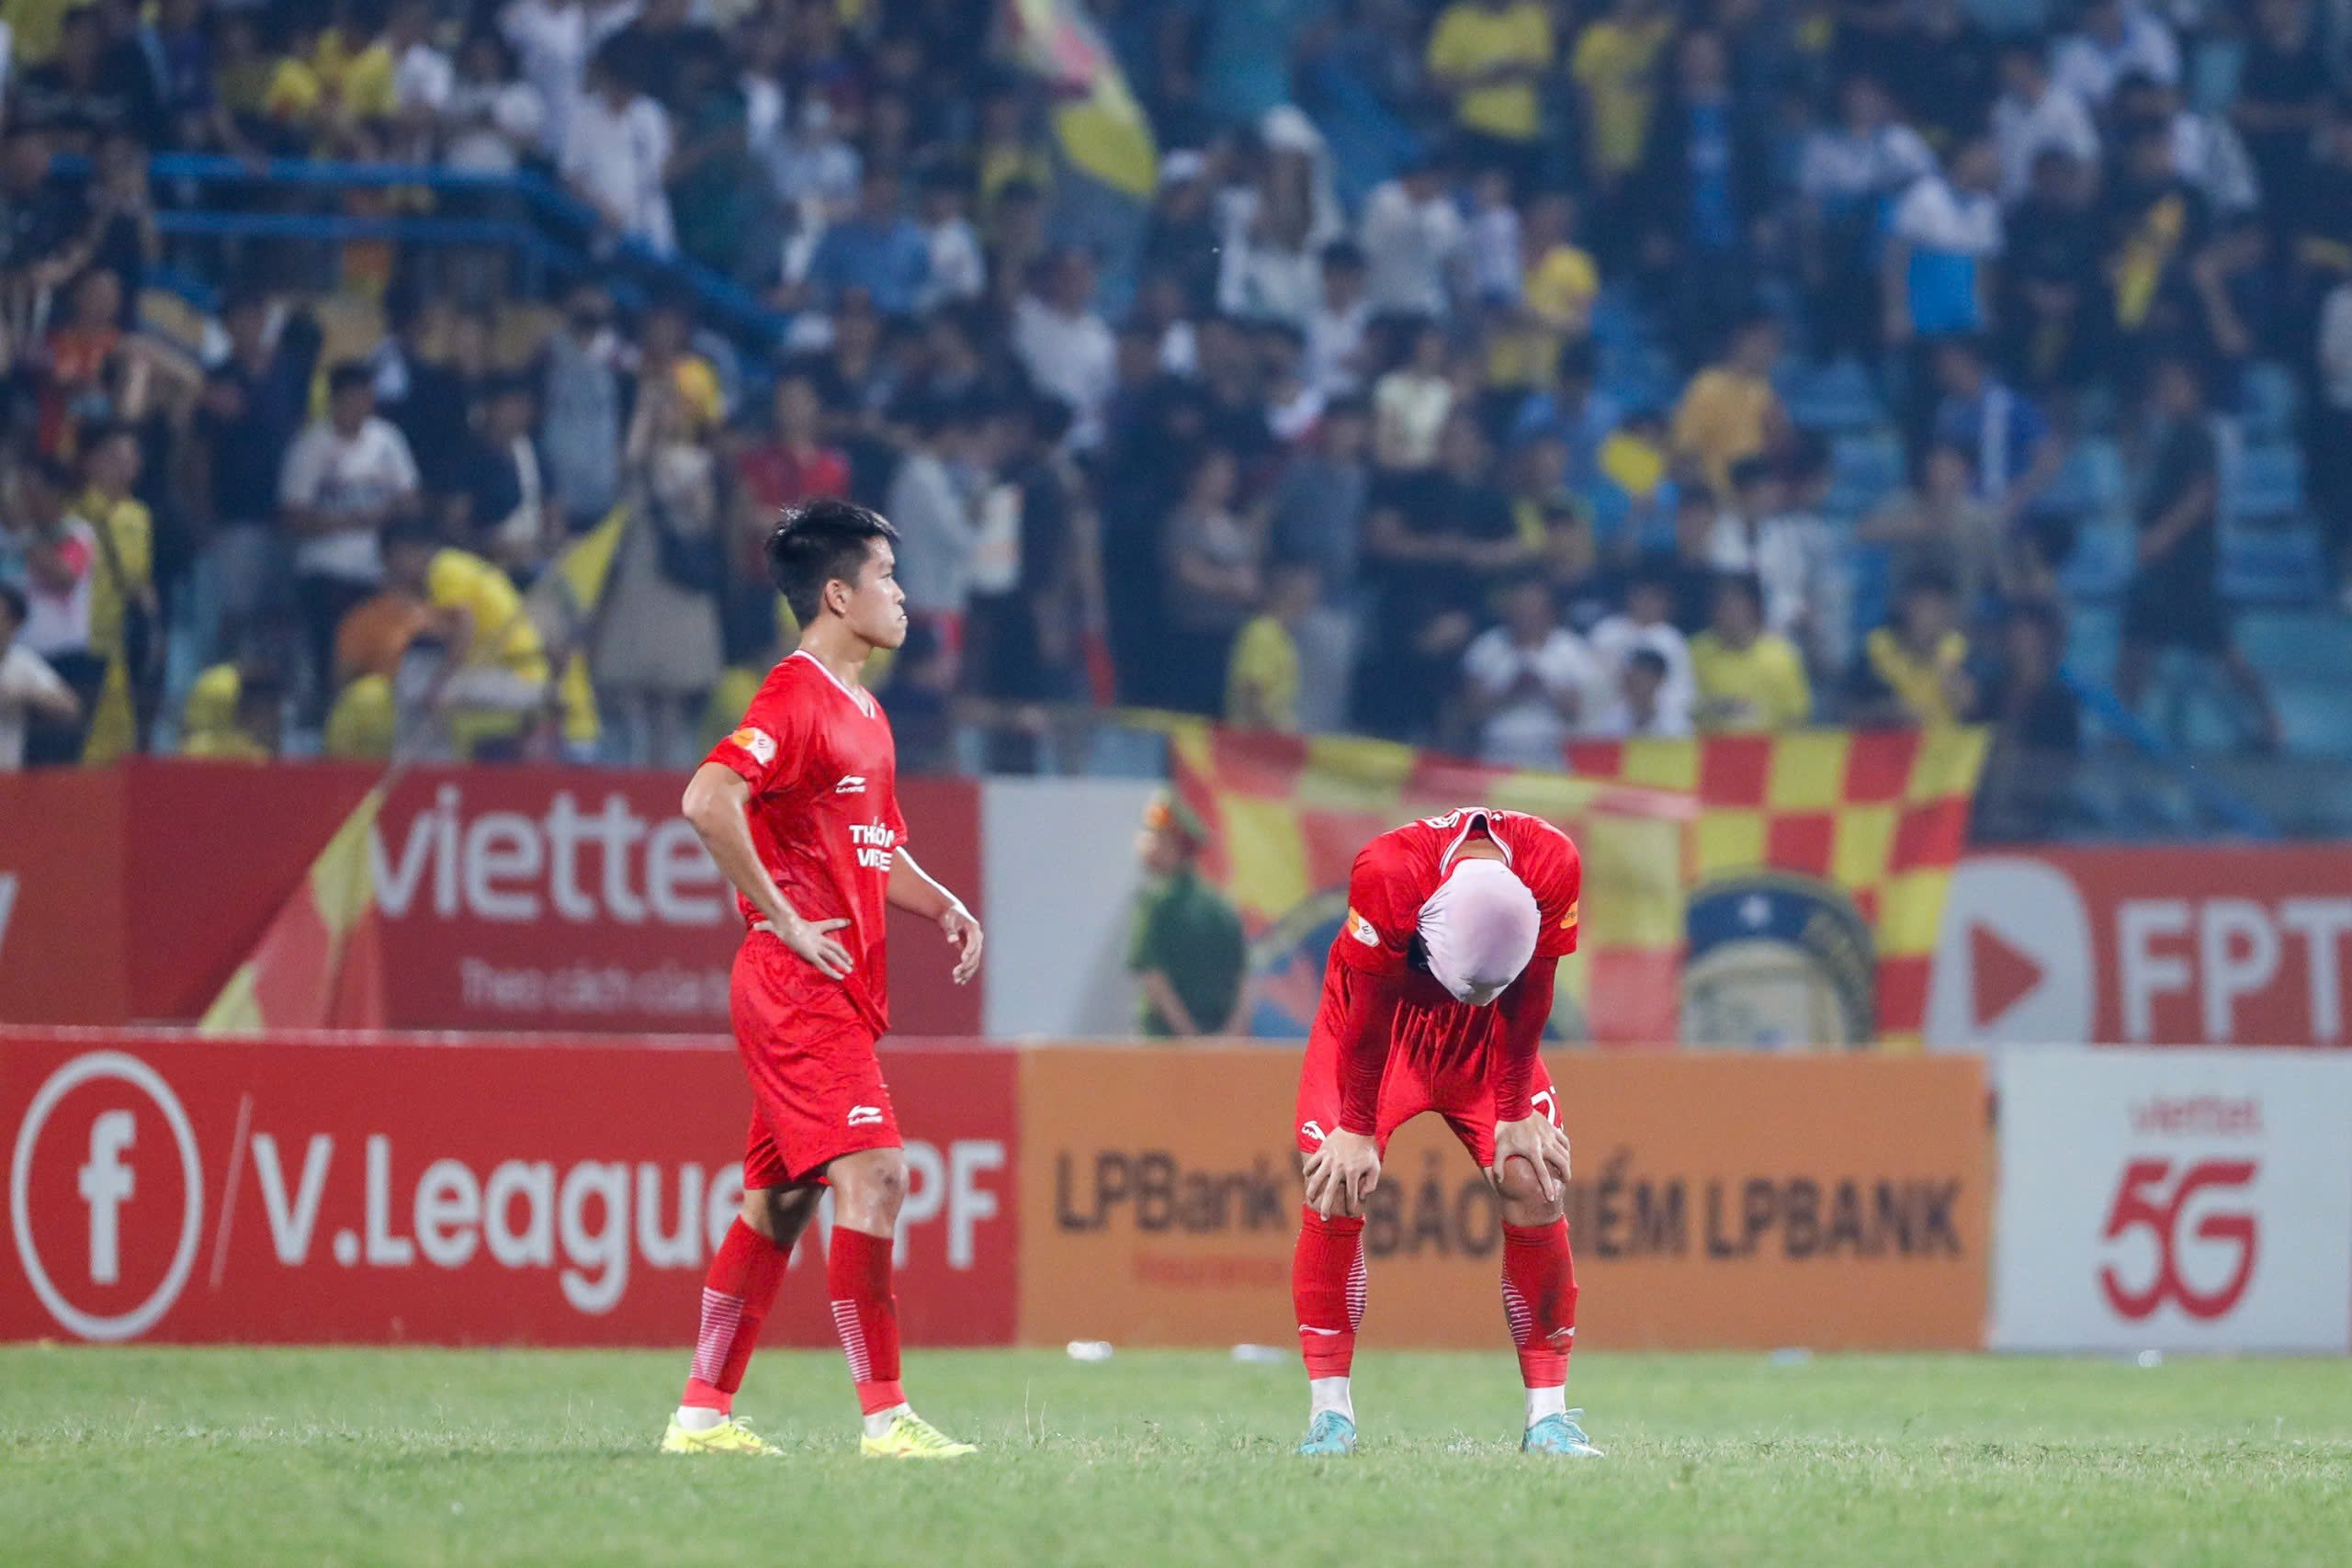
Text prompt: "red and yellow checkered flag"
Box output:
[[1562, 728, 1988, 1045], [1166, 722, 1697, 1045]]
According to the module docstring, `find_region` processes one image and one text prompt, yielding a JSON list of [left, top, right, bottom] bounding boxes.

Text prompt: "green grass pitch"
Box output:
[[4, 1346, 2348, 1566]]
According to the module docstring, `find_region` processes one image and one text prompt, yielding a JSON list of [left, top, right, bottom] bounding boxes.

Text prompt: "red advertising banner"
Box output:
[[0, 1031, 1016, 1346], [1928, 848, 2352, 1047], [0, 769, 130, 1025], [0, 762, 983, 1036]]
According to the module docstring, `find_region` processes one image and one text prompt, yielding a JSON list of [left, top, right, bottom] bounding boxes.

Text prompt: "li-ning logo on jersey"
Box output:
[[1561, 898, 1578, 931], [728, 727, 777, 766], [834, 775, 867, 795], [846, 1105, 884, 1127], [1345, 908, 1379, 947]]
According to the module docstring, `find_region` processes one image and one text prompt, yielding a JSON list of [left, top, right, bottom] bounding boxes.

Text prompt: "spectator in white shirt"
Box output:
[[770, 99, 862, 281], [560, 39, 674, 255], [1012, 248, 1115, 447], [1588, 646, 1692, 739], [1465, 167, 1524, 305], [1798, 74, 1936, 359], [1587, 568, 1697, 733], [2052, 0, 2178, 109], [915, 171, 985, 310], [386, 0, 452, 157], [1359, 160, 1464, 315], [440, 31, 545, 175], [1372, 318, 1457, 471], [1461, 579, 1598, 768], [280, 363, 423, 715], [2115, 72, 2261, 219], [500, 0, 637, 158], [1708, 445, 1849, 676], [1885, 138, 2005, 350], [886, 397, 981, 651], [1304, 239, 1372, 396], [0, 584, 78, 771], [1991, 39, 2101, 201]]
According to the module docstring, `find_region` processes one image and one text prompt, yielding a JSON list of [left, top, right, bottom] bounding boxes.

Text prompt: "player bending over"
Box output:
[[663, 499, 983, 1461], [1291, 807, 1600, 1458]]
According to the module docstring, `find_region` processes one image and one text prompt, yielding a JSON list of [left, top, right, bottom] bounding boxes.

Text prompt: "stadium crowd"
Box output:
[[0, 0, 2346, 797]]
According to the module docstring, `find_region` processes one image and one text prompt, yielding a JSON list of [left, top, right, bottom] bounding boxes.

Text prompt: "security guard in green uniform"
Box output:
[[1127, 790, 1250, 1039]]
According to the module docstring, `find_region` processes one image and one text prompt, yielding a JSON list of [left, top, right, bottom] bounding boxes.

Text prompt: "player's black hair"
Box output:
[[0, 581, 28, 627], [327, 360, 373, 397], [1728, 455, 1778, 494], [1627, 647, 1670, 680], [766, 499, 899, 626]]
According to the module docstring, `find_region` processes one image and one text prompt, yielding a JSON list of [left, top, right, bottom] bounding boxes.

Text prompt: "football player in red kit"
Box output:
[[1291, 807, 1600, 1457], [664, 500, 982, 1460]]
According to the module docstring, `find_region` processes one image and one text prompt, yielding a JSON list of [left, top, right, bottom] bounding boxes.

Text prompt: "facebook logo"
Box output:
[[12, 1052, 204, 1341], [77, 1111, 137, 1285]]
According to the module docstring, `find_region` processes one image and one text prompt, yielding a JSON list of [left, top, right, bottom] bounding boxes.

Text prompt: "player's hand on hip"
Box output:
[[757, 915, 854, 979], [1303, 1130, 1381, 1219], [941, 904, 984, 986], [1487, 1114, 1572, 1204]]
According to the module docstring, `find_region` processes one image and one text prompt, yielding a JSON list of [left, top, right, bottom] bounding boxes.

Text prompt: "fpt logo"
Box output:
[[9, 1053, 203, 1341]]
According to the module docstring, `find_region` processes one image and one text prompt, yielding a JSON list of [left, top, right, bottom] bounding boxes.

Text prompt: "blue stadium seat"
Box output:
[[2043, 438, 2127, 523], [2238, 362, 2301, 442], [2059, 522, 2132, 599], [2229, 444, 2304, 518], [1826, 431, 1903, 519], [1781, 358, 1883, 434]]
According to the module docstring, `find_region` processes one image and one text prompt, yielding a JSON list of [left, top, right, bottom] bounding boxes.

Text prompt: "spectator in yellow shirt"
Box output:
[[1670, 312, 1791, 499], [1570, 0, 1678, 196], [372, 521, 551, 758], [1487, 189, 1600, 389], [1690, 572, 1812, 731], [181, 660, 287, 761], [1427, 0, 1555, 184], [1226, 560, 1319, 733], [1849, 568, 1978, 728], [74, 423, 156, 763]]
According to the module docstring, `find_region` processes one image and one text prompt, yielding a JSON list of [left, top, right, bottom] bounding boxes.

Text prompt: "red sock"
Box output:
[[681, 1218, 792, 1413], [1292, 1208, 1366, 1379], [1501, 1220, 1578, 1390], [827, 1225, 904, 1416]]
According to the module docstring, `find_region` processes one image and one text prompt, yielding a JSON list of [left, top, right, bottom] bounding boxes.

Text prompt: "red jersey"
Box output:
[[702, 650, 906, 1032], [1321, 808, 1580, 1125]]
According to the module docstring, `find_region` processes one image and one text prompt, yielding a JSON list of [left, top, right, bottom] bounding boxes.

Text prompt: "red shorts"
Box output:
[[1295, 964, 1559, 1168], [730, 933, 902, 1190]]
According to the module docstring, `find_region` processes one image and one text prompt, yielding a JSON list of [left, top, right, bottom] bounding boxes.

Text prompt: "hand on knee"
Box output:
[[1494, 1157, 1566, 1227]]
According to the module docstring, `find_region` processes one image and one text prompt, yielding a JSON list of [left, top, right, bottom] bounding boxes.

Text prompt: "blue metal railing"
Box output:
[[2060, 665, 2277, 838], [132, 152, 790, 348]]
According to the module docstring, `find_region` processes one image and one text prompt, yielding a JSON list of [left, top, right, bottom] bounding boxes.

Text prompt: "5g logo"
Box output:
[[2098, 1158, 2259, 1321]]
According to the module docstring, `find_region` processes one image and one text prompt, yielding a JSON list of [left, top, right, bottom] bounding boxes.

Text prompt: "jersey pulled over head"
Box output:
[[1416, 855, 1541, 1006]]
